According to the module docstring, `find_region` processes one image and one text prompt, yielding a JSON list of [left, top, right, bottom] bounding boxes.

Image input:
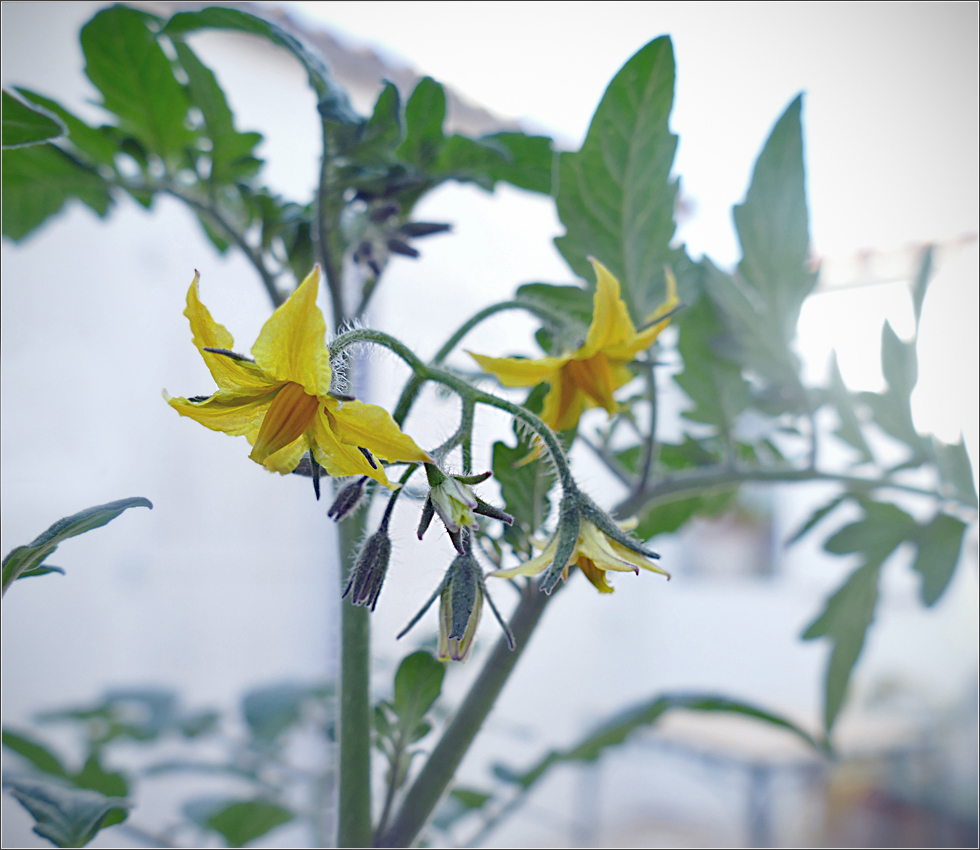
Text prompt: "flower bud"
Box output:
[[342, 525, 391, 611], [420, 465, 513, 554], [438, 552, 484, 662], [328, 476, 367, 521]]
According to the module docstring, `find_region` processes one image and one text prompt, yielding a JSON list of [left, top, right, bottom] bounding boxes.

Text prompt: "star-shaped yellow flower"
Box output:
[[167, 267, 431, 486], [470, 258, 678, 431], [490, 518, 669, 593]]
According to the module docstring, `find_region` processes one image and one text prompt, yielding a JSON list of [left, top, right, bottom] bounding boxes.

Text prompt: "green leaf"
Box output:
[[2, 730, 69, 778], [634, 489, 735, 540], [391, 651, 445, 735], [931, 436, 978, 508], [827, 352, 873, 462], [732, 95, 817, 343], [554, 36, 681, 322], [1, 144, 112, 242], [1, 497, 152, 596], [162, 7, 356, 116], [2, 90, 66, 148], [431, 787, 492, 831], [911, 245, 934, 329], [397, 77, 446, 170], [436, 132, 554, 195], [7, 777, 129, 848], [673, 296, 750, 437], [171, 40, 262, 185], [498, 692, 821, 792], [357, 82, 402, 159], [72, 754, 128, 798], [481, 132, 554, 195], [860, 322, 926, 464], [208, 800, 293, 848], [514, 282, 592, 354], [784, 494, 849, 546], [803, 501, 919, 731], [14, 89, 120, 167], [911, 512, 967, 606], [242, 682, 327, 743], [80, 6, 193, 159]]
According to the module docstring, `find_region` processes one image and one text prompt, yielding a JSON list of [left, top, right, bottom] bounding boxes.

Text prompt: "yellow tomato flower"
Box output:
[[470, 258, 679, 431], [490, 518, 669, 593], [167, 267, 431, 486]]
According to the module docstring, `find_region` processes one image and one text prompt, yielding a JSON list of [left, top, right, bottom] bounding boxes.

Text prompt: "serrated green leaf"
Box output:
[[163, 7, 355, 114], [859, 321, 926, 464], [1, 497, 151, 597], [2, 90, 66, 148], [931, 436, 978, 509], [498, 692, 821, 792], [803, 501, 919, 731], [358, 81, 402, 159], [481, 131, 553, 195], [911, 512, 967, 606], [784, 494, 848, 546], [171, 40, 262, 186], [2, 730, 69, 778], [207, 800, 293, 848], [397, 77, 446, 170], [14, 89, 120, 166], [827, 352, 873, 462], [673, 296, 750, 437], [732, 95, 817, 343], [7, 777, 129, 848], [554, 36, 681, 322], [1, 143, 112, 242], [81, 6, 193, 159]]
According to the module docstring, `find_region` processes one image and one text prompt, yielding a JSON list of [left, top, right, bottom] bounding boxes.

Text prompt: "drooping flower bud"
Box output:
[[397, 531, 514, 663], [438, 551, 484, 662], [342, 526, 391, 611], [419, 465, 513, 554], [328, 476, 367, 521]]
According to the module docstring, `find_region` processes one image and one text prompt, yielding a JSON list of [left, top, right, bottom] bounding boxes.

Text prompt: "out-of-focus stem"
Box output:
[[337, 507, 372, 848]]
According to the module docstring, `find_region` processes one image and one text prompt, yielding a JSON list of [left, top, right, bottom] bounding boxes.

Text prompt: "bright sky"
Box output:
[[289, 0, 979, 461]]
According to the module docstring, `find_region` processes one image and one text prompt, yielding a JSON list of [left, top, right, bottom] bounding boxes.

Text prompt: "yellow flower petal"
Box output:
[[490, 539, 557, 579], [539, 368, 588, 431], [249, 382, 320, 464], [468, 351, 567, 387], [251, 266, 332, 398], [310, 407, 394, 487], [327, 398, 431, 464], [606, 265, 680, 358], [579, 258, 637, 358], [564, 354, 617, 414], [185, 273, 272, 391], [579, 558, 615, 592], [167, 386, 280, 440], [260, 435, 311, 475], [578, 521, 642, 573]]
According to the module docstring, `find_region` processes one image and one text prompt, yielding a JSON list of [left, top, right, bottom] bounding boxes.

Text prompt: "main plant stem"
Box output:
[[337, 506, 372, 847]]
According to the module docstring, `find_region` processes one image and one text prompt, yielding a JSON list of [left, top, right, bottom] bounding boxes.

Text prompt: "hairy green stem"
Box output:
[[331, 328, 575, 492], [337, 507, 372, 848], [378, 580, 557, 847], [391, 299, 573, 428], [635, 358, 658, 492]]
